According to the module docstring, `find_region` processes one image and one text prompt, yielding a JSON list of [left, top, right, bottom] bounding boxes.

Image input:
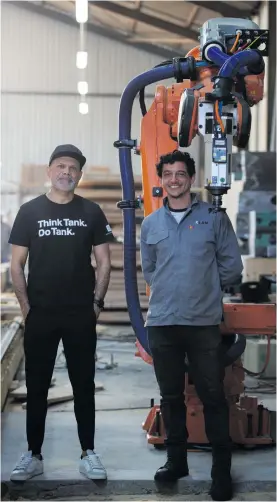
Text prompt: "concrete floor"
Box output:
[[1, 338, 276, 500]]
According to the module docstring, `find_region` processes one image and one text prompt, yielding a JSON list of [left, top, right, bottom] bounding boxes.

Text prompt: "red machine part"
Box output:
[[137, 48, 275, 446], [139, 304, 276, 446]]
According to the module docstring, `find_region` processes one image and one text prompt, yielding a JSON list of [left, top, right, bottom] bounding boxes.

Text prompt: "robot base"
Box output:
[[142, 364, 274, 447]]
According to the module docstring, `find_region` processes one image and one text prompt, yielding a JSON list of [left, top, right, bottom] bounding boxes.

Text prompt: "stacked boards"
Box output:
[[76, 174, 148, 325]]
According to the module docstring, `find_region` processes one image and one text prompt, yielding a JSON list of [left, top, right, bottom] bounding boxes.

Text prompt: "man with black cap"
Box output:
[[9, 145, 113, 481]]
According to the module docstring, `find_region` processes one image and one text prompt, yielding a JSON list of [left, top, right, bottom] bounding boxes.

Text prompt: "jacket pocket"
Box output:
[[146, 230, 169, 245], [146, 230, 170, 286], [145, 230, 171, 314]]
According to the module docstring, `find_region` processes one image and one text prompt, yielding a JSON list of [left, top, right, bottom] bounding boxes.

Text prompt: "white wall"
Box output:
[[1, 1, 201, 222]]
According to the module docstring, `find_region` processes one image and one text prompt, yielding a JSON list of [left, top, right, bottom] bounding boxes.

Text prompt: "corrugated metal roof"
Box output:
[[8, 0, 260, 58], [2, 3, 162, 94]]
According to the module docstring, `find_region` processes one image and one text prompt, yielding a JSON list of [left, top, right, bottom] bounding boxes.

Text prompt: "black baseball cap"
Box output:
[[49, 144, 86, 169]]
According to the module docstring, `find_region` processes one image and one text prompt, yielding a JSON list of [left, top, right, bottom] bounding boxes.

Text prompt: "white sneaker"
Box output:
[[10, 451, 44, 481], [79, 450, 107, 480]]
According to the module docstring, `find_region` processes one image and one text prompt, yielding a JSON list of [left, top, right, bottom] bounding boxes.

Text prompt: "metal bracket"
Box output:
[[114, 139, 137, 149], [117, 198, 141, 209]]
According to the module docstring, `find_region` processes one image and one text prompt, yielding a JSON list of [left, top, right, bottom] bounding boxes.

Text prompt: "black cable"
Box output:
[[139, 88, 147, 116]]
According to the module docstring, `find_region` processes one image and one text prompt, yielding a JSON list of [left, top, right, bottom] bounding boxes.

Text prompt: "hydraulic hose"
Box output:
[[219, 48, 263, 78], [205, 46, 264, 103], [222, 334, 246, 367], [206, 46, 230, 67], [206, 46, 264, 77]]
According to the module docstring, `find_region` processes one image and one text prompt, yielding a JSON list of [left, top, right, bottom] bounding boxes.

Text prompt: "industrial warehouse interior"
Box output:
[[1, 0, 276, 501]]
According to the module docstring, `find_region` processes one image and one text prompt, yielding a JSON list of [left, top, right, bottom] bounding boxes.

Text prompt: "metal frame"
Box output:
[[187, 1, 257, 19], [9, 1, 183, 59], [1, 90, 155, 98], [8, 1, 260, 58], [91, 1, 199, 41]]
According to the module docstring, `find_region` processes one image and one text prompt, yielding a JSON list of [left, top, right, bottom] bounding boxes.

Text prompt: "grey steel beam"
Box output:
[[186, 1, 253, 18], [2, 90, 155, 98], [9, 1, 183, 59], [91, 1, 199, 41]]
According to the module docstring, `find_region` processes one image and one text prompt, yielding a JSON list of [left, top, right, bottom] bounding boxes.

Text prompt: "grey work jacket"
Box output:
[[140, 195, 243, 327]]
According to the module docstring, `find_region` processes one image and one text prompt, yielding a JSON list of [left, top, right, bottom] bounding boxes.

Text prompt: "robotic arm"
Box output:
[[114, 17, 270, 360], [178, 18, 267, 211]]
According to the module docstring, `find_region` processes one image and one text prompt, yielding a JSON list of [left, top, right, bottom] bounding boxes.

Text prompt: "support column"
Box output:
[[248, 2, 269, 152]]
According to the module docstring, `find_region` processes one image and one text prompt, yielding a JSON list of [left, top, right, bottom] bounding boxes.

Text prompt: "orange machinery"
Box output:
[[114, 18, 275, 446]]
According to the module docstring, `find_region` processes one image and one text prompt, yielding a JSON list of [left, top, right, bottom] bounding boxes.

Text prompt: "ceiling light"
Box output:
[[76, 0, 88, 23], [76, 51, 87, 69], [79, 102, 89, 115], [78, 81, 88, 95]]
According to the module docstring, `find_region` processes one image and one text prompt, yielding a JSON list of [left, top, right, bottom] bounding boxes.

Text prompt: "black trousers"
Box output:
[[148, 325, 232, 451], [24, 307, 97, 454]]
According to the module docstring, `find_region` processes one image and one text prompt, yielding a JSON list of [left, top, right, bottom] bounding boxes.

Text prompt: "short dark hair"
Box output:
[[156, 150, 196, 178]]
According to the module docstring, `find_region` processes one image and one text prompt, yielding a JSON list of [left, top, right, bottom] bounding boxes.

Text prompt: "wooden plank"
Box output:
[[9, 377, 56, 395], [78, 177, 142, 189], [108, 286, 146, 293], [1, 277, 148, 301], [1, 264, 10, 293], [110, 269, 144, 279], [108, 280, 143, 287], [92, 249, 142, 268], [20, 164, 48, 187], [98, 310, 147, 324], [113, 224, 142, 238], [111, 260, 141, 270], [109, 271, 145, 281], [104, 297, 149, 310], [107, 287, 145, 293], [75, 188, 124, 200], [108, 283, 146, 291], [1, 305, 149, 325], [12, 382, 104, 404], [80, 166, 110, 180], [1, 293, 149, 314]]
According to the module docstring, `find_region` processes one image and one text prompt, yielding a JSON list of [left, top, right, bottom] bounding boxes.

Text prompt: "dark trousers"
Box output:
[[148, 325, 231, 452], [24, 307, 97, 454]]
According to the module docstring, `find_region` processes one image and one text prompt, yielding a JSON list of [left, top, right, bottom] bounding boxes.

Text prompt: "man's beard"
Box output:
[[169, 187, 190, 199], [54, 178, 76, 191]]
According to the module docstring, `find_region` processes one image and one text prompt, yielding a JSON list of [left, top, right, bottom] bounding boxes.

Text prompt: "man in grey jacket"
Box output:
[[140, 150, 243, 501]]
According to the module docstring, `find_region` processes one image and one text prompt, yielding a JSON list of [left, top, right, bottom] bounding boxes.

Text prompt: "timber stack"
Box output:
[[76, 167, 148, 324]]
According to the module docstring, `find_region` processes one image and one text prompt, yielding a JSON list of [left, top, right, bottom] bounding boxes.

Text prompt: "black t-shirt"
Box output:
[[9, 194, 114, 309]]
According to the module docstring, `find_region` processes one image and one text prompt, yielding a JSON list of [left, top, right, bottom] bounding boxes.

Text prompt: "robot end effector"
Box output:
[[177, 18, 269, 212]]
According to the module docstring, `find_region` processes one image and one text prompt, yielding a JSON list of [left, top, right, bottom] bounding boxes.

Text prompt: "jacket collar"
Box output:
[[163, 192, 199, 211]]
